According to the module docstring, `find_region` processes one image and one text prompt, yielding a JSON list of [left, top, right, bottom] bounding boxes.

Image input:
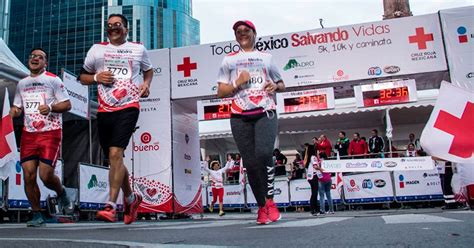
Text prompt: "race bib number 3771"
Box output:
[[24, 93, 43, 114]]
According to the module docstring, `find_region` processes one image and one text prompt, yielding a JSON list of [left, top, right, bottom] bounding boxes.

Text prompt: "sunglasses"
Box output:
[[29, 54, 45, 60], [107, 22, 125, 29]]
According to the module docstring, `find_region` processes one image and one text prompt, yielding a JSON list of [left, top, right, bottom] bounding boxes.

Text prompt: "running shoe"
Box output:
[[124, 192, 143, 225], [26, 212, 45, 227], [219, 211, 225, 216], [208, 204, 214, 212], [57, 189, 74, 215], [96, 204, 116, 222], [265, 199, 281, 222], [256, 207, 270, 225]]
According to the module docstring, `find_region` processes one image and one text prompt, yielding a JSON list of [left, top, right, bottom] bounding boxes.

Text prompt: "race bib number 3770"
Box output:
[[105, 57, 132, 81]]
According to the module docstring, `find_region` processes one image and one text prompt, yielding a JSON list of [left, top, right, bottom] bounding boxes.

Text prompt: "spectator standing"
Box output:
[[335, 131, 350, 158], [368, 129, 385, 157], [348, 133, 368, 158], [316, 134, 332, 157]]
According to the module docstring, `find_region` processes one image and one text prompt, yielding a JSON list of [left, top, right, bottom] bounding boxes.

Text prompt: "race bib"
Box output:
[[105, 57, 132, 81], [23, 93, 43, 114], [238, 68, 266, 90]]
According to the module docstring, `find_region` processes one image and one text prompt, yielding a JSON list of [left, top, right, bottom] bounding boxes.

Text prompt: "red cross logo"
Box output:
[[177, 57, 197, 77], [0, 114, 14, 158], [434, 101, 474, 158], [409, 27, 434, 50]]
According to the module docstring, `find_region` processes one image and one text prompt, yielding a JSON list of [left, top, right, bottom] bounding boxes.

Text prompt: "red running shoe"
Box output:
[[96, 204, 116, 222], [256, 207, 270, 225], [266, 199, 281, 222], [124, 193, 143, 225]]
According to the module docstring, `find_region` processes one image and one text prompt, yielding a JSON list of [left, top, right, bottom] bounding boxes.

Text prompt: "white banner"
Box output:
[[172, 102, 202, 213], [208, 184, 244, 208], [201, 184, 207, 208], [171, 14, 446, 99], [343, 172, 394, 203], [7, 160, 63, 208], [124, 49, 174, 213], [322, 157, 434, 173], [440, 6, 474, 91], [79, 163, 123, 209], [394, 170, 443, 201], [62, 70, 89, 119], [288, 178, 342, 205], [276, 87, 335, 114], [273, 180, 290, 206]]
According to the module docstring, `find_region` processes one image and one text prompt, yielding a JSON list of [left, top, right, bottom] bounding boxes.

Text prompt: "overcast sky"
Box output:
[[193, 0, 473, 44]]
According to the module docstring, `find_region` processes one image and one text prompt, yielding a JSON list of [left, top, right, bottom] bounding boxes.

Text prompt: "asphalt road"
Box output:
[[0, 208, 472, 248]]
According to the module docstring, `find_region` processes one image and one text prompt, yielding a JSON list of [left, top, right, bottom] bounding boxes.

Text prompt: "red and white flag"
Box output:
[[420, 81, 474, 163], [0, 88, 18, 168]]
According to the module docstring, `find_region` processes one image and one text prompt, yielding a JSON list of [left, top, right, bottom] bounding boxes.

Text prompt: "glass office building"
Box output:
[[0, 0, 10, 43], [8, 0, 200, 98]]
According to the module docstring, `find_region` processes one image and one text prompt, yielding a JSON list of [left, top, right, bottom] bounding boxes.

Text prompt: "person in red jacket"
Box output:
[[348, 132, 368, 158], [315, 134, 332, 157]]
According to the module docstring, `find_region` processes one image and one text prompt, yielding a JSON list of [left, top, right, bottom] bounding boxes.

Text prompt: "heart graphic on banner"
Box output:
[[147, 188, 157, 197], [248, 95, 263, 105], [113, 88, 127, 100], [32, 121, 45, 130]]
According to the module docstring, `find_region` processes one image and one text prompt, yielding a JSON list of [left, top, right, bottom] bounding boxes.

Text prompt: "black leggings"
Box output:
[[308, 177, 319, 213], [231, 113, 277, 207]]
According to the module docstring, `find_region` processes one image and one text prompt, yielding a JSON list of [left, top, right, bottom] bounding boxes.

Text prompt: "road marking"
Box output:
[[0, 238, 230, 248], [248, 217, 353, 228], [382, 214, 462, 224], [133, 220, 252, 230]]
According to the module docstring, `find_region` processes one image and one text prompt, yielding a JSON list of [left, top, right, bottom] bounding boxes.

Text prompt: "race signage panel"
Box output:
[[276, 87, 335, 114], [343, 172, 394, 203], [8, 160, 63, 208], [79, 163, 123, 210], [393, 170, 443, 201], [197, 98, 233, 121], [62, 70, 89, 119], [124, 49, 173, 213], [172, 102, 202, 214], [322, 156, 434, 173], [289, 178, 342, 205], [354, 79, 417, 107], [208, 184, 244, 208], [440, 6, 474, 91], [171, 14, 446, 99]]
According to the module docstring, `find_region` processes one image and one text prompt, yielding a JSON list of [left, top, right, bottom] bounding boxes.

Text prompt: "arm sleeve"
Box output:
[[54, 77, 70, 103], [140, 46, 153, 72], [82, 45, 97, 73], [216, 57, 231, 84], [201, 165, 211, 174], [13, 84, 22, 108], [222, 161, 234, 171]]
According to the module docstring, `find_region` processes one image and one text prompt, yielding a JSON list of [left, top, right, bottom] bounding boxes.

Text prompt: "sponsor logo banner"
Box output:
[[322, 156, 434, 172]]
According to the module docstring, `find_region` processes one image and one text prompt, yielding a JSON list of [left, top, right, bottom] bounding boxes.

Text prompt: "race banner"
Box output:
[[172, 102, 202, 214], [393, 169, 443, 201], [274, 180, 290, 207], [322, 156, 434, 172], [8, 160, 63, 208], [62, 70, 89, 119], [124, 49, 173, 213], [440, 6, 474, 91], [288, 178, 342, 206], [208, 184, 244, 208], [79, 163, 123, 210], [171, 13, 446, 99], [343, 172, 394, 203], [201, 184, 207, 208]]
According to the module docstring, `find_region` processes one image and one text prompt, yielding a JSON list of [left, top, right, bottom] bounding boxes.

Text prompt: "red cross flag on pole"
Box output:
[[420, 81, 474, 163], [0, 88, 18, 169]]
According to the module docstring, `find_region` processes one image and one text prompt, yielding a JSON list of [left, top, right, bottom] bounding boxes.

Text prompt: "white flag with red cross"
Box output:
[[1, 88, 18, 173], [420, 81, 474, 163]]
